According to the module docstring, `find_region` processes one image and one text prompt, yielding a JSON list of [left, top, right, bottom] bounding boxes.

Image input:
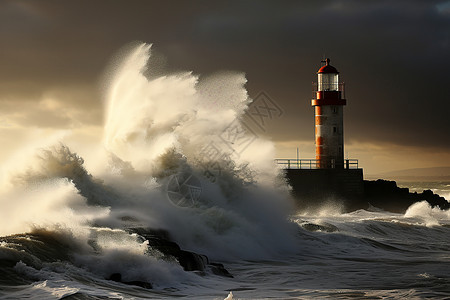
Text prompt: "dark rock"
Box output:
[[127, 228, 232, 277], [363, 179, 449, 213], [209, 263, 234, 278], [284, 169, 449, 213], [108, 273, 152, 289], [301, 222, 339, 233], [109, 273, 122, 282], [177, 250, 208, 272]]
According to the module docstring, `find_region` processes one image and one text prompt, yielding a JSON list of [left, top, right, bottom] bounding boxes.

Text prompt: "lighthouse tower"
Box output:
[[312, 58, 346, 169], [275, 57, 363, 208]]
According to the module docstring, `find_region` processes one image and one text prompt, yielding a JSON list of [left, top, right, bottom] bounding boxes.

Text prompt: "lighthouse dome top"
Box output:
[[317, 58, 339, 74]]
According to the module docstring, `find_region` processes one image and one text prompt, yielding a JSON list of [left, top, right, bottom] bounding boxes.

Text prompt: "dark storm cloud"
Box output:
[[0, 0, 449, 149], [177, 0, 450, 149]]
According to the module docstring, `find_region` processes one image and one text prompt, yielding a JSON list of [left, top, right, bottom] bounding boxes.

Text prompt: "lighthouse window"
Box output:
[[333, 126, 337, 133], [318, 73, 339, 91], [333, 107, 337, 114]]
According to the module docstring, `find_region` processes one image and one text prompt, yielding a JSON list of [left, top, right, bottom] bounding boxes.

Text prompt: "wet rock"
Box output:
[[177, 250, 208, 272], [209, 262, 234, 278], [129, 228, 232, 277], [364, 180, 449, 213], [301, 222, 339, 232], [108, 273, 152, 289]]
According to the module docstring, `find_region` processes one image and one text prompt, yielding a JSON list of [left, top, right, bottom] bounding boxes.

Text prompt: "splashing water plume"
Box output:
[[99, 43, 296, 260], [103, 43, 277, 176], [404, 200, 450, 226], [0, 42, 297, 283]]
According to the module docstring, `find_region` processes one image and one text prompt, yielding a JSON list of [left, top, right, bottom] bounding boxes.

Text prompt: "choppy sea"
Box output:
[[1, 179, 449, 300]]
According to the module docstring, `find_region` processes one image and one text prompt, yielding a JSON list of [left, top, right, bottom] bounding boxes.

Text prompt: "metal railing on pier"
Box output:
[[275, 159, 359, 170]]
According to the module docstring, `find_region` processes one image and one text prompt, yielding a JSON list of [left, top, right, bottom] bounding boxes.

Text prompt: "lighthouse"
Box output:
[[276, 57, 363, 210], [312, 58, 346, 169]]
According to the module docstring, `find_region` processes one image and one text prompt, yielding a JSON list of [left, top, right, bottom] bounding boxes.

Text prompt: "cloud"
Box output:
[[0, 85, 102, 129], [0, 0, 449, 173]]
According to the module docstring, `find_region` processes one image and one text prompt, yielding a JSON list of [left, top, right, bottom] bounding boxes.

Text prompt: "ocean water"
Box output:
[[1, 200, 449, 299], [1, 43, 449, 300]]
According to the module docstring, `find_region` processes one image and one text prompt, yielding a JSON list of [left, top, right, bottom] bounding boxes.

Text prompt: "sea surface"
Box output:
[[1, 181, 449, 300], [1, 43, 449, 299]]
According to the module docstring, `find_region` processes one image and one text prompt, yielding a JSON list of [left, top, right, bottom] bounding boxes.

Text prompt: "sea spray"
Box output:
[[0, 149, 109, 238], [98, 42, 297, 260], [102, 43, 278, 180], [0, 42, 298, 294], [404, 200, 450, 226]]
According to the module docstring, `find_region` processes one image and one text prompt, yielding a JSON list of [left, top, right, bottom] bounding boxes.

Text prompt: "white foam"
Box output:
[[0, 42, 298, 265], [404, 200, 450, 226]]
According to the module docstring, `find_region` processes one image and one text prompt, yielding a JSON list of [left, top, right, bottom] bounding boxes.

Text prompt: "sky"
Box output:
[[0, 0, 449, 175]]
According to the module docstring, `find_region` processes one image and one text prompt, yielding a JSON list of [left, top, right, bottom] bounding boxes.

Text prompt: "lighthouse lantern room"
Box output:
[[312, 58, 346, 169]]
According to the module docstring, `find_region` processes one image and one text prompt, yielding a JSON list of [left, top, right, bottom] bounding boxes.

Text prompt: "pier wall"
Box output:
[[285, 168, 364, 210]]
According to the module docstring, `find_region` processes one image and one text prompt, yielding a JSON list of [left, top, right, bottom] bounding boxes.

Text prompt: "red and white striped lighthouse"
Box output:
[[312, 58, 346, 169]]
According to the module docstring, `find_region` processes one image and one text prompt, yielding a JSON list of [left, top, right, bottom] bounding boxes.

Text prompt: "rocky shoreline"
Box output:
[[109, 227, 233, 289], [130, 228, 232, 276], [0, 228, 232, 291], [360, 179, 449, 213], [294, 178, 449, 213]]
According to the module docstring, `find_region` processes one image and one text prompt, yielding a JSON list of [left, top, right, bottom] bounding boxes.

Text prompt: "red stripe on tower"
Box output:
[[311, 58, 346, 169]]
